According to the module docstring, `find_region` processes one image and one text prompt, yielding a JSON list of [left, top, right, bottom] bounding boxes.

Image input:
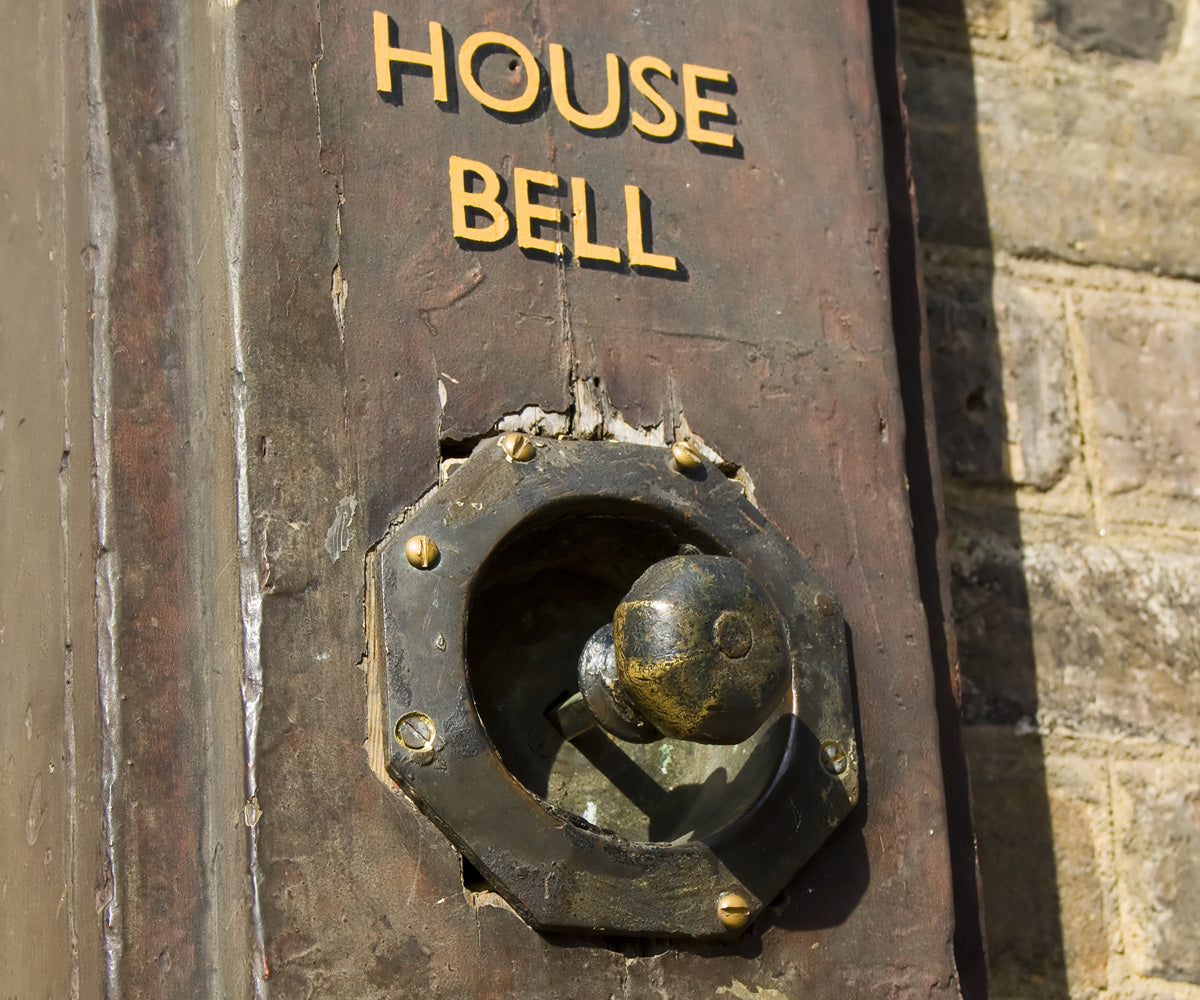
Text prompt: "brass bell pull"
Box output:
[[548, 554, 790, 745]]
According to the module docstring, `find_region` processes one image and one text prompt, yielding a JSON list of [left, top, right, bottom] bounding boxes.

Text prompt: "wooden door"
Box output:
[[8, 0, 980, 996]]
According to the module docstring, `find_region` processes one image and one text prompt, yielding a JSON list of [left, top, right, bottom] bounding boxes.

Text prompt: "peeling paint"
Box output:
[[483, 375, 759, 505], [331, 264, 348, 345], [233, 368, 267, 996], [717, 981, 790, 1000], [324, 495, 357, 562], [86, 0, 123, 990], [494, 404, 572, 438], [223, 2, 266, 984]]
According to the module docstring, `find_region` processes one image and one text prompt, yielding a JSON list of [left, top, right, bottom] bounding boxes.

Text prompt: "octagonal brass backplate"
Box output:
[[372, 436, 858, 939]]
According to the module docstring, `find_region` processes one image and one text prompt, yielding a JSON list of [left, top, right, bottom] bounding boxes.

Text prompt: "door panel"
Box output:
[[86, 0, 973, 995]]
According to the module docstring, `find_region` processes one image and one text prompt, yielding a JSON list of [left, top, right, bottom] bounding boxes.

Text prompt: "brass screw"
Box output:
[[499, 431, 535, 462], [671, 439, 703, 471], [404, 534, 440, 569], [815, 593, 838, 617], [395, 712, 436, 751], [717, 892, 751, 930], [820, 740, 848, 776]]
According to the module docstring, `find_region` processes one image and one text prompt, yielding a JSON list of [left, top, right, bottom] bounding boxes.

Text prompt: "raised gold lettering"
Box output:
[[624, 185, 677, 273], [629, 56, 678, 140], [570, 177, 621, 264], [458, 32, 541, 115], [681, 63, 736, 149], [514, 167, 563, 255], [548, 44, 622, 132], [449, 156, 511, 244], [373, 14, 449, 103]]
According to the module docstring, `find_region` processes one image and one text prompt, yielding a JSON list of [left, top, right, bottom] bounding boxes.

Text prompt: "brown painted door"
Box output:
[[10, 0, 978, 996]]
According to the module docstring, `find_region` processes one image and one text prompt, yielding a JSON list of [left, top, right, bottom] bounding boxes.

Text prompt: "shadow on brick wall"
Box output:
[[869, 1, 1069, 997]]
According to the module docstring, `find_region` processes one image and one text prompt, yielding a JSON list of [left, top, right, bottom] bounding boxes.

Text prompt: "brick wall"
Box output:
[[899, 1, 1200, 997]]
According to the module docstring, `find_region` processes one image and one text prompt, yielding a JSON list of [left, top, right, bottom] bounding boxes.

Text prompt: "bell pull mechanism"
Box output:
[[373, 434, 858, 939], [548, 554, 790, 747]]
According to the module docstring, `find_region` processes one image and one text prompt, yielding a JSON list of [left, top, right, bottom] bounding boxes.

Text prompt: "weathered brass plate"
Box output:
[[375, 437, 858, 938]]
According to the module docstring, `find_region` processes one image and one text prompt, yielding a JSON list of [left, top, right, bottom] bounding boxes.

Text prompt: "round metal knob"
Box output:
[[572, 554, 790, 745]]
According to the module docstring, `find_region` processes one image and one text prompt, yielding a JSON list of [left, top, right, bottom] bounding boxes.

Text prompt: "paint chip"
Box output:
[[324, 495, 357, 562]]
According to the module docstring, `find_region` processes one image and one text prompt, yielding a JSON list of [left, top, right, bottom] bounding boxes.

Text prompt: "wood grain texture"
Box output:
[[231, 1, 961, 995], [88, 1, 251, 994], [0, 1, 102, 996]]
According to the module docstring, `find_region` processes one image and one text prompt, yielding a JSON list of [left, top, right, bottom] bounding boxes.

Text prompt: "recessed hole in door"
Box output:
[[461, 856, 493, 895], [466, 503, 789, 844]]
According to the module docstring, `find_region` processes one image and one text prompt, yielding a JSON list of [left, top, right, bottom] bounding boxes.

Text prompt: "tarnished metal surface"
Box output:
[[613, 554, 791, 744], [376, 437, 857, 938], [575, 626, 661, 742], [572, 550, 791, 746]]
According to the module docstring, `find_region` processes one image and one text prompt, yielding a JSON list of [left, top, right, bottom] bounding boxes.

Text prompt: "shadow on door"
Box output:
[[869, 1, 1070, 997]]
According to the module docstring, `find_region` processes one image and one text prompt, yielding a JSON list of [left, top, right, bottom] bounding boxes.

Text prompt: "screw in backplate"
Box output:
[[670, 439, 703, 471], [499, 431, 535, 462], [395, 711, 437, 752], [405, 534, 440, 569], [820, 740, 849, 776], [717, 892, 751, 930]]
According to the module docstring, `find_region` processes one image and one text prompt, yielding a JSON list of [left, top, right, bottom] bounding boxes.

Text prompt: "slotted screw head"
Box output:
[[717, 892, 751, 930], [670, 439, 703, 470], [820, 740, 848, 775], [405, 534, 440, 569], [499, 432, 535, 462], [395, 712, 436, 751]]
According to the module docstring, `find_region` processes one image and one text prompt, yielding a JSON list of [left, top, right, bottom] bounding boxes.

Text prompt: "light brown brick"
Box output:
[[1114, 762, 1200, 983], [1025, 541, 1200, 744], [948, 529, 1200, 744], [905, 46, 1200, 278], [964, 728, 1109, 999], [1035, 0, 1185, 62], [1073, 289, 1200, 501], [947, 515, 1039, 726], [900, 0, 1010, 39], [1046, 752, 1112, 1000], [927, 268, 1076, 489]]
